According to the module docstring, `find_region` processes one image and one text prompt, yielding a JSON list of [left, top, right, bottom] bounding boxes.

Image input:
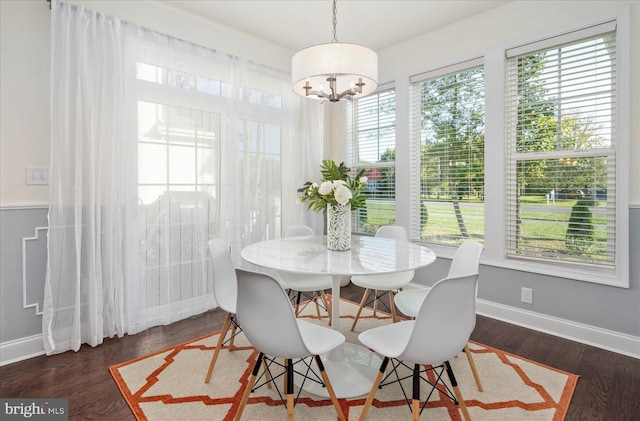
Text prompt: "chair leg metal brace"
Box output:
[[293, 291, 331, 325], [352, 289, 399, 332], [359, 357, 471, 420]]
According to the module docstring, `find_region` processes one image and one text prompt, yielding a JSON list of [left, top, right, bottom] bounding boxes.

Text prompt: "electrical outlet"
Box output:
[[521, 287, 533, 304], [26, 167, 49, 185]]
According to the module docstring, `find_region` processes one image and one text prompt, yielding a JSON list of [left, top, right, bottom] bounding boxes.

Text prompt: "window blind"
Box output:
[[505, 26, 617, 267], [409, 62, 485, 245], [347, 86, 396, 234]]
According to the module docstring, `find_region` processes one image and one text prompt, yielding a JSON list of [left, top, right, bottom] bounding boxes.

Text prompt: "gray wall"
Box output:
[[0, 207, 48, 343], [414, 207, 640, 337]]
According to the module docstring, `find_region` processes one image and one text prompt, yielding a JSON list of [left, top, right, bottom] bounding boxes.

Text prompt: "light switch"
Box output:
[[26, 167, 49, 185]]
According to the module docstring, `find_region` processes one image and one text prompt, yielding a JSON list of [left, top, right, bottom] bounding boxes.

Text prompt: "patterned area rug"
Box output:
[[110, 297, 577, 420]]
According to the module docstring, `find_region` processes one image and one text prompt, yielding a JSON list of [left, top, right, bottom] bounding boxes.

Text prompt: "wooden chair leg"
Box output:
[[444, 361, 471, 421], [315, 355, 345, 421], [234, 352, 264, 421], [319, 290, 332, 326], [351, 288, 371, 332], [372, 290, 379, 316], [453, 385, 471, 421], [314, 292, 322, 319], [358, 357, 389, 421], [464, 344, 483, 392], [412, 364, 420, 421], [204, 312, 231, 383], [388, 291, 397, 323], [286, 358, 295, 420], [412, 399, 420, 421]]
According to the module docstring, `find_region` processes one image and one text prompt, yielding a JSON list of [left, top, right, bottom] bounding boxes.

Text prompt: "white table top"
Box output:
[[240, 234, 436, 276]]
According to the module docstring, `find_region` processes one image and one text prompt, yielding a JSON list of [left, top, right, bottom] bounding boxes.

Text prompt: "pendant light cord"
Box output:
[[332, 0, 338, 43]]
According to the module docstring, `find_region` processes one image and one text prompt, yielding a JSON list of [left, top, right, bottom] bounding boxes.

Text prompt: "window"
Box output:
[[137, 98, 222, 310], [409, 59, 485, 246], [236, 119, 282, 244], [347, 86, 396, 234], [133, 43, 288, 315], [505, 22, 620, 273]]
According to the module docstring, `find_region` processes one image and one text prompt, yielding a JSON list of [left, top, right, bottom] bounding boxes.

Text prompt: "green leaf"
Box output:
[[320, 159, 349, 181]]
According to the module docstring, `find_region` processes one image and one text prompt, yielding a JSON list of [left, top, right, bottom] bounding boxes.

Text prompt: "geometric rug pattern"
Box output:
[[110, 298, 578, 420]]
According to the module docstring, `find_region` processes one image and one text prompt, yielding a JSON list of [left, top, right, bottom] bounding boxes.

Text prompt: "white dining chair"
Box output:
[[203, 238, 241, 384], [234, 268, 346, 421], [358, 273, 479, 421], [350, 225, 414, 331], [394, 239, 484, 391], [277, 226, 333, 324]]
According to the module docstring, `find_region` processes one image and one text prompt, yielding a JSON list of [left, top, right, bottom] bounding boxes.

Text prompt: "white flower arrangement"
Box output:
[[298, 160, 367, 213]]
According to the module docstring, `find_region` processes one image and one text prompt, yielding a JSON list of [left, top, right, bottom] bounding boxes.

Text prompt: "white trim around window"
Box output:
[[406, 8, 630, 288]]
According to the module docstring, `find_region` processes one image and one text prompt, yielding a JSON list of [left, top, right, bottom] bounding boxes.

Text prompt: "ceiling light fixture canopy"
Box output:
[[291, 0, 378, 103]]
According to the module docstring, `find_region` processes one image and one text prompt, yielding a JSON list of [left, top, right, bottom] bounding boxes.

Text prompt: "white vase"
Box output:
[[327, 203, 351, 251]]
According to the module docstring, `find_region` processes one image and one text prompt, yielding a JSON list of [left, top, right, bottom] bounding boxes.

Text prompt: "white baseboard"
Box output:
[[405, 283, 640, 359], [0, 334, 45, 366]]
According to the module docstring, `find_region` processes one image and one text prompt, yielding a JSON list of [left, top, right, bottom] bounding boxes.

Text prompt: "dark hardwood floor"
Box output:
[[1, 283, 639, 420]]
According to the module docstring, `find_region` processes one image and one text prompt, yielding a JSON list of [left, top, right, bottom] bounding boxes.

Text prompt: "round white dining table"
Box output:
[[241, 234, 436, 398]]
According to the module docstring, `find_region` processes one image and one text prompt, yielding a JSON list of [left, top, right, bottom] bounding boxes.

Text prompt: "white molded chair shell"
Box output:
[[349, 270, 414, 290], [394, 240, 482, 318], [236, 268, 345, 359], [448, 240, 484, 278], [279, 227, 332, 295], [392, 289, 428, 319], [359, 273, 479, 367], [357, 274, 478, 421], [277, 271, 333, 292], [278, 226, 332, 291], [204, 238, 241, 384], [208, 238, 238, 314], [375, 225, 409, 241], [350, 226, 414, 331], [351, 225, 415, 289], [283, 225, 314, 238], [235, 268, 346, 421]]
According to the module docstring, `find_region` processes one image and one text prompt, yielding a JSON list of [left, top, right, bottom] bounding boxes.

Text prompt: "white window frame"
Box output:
[[347, 83, 397, 235], [405, 9, 630, 288], [486, 11, 630, 288], [409, 58, 485, 247]]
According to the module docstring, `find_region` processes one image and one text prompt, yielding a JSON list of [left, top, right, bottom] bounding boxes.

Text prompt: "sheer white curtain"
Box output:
[[126, 28, 323, 333], [44, 2, 129, 354], [45, 2, 323, 352], [283, 100, 325, 235]]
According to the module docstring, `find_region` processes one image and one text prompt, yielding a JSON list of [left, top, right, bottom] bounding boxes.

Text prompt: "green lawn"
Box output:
[[357, 197, 608, 260]]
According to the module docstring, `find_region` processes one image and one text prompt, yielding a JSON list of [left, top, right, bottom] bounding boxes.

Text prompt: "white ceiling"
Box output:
[[161, 0, 510, 52]]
